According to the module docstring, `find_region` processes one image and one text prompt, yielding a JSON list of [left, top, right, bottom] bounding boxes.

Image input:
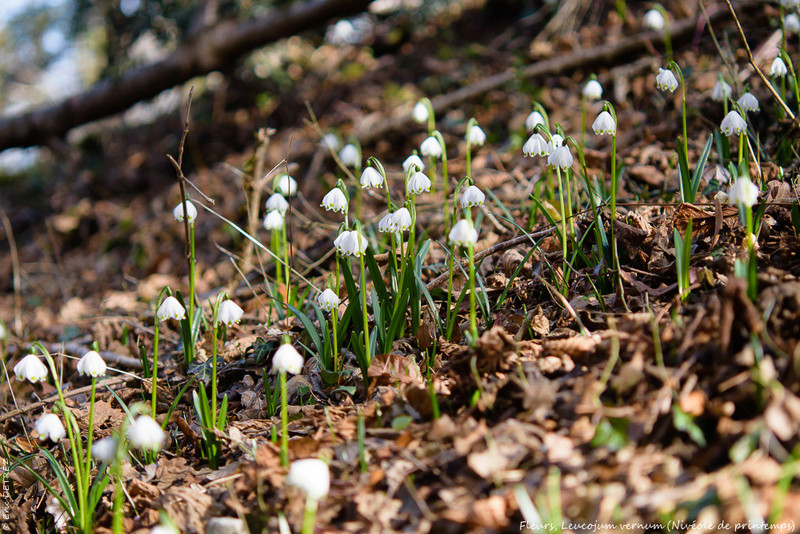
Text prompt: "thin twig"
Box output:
[[0, 209, 22, 335]]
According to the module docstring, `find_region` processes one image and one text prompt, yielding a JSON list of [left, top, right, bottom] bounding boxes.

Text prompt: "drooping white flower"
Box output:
[[460, 185, 485, 207], [151, 525, 177, 534], [0, 322, 5, 340], [338, 230, 369, 257], [157, 296, 186, 321], [92, 437, 118, 463], [35, 413, 66, 442], [771, 57, 788, 77], [359, 167, 383, 189], [786, 13, 800, 33], [317, 289, 340, 313], [14, 354, 48, 383], [338, 144, 360, 168], [265, 193, 289, 214], [413, 101, 429, 123], [272, 343, 304, 375], [321, 133, 340, 151], [548, 134, 564, 150], [275, 174, 298, 197], [378, 212, 396, 233], [525, 111, 545, 131], [745, 232, 759, 250], [287, 458, 330, 500], [321, 188, 348, 213], [127, 415, 164, 451], [592, 111, 616, 135], [643, 9, 665, 30], [448, 219, 478, 247], [467, 125, 486, 147], [172, 200, 197, 224], [548, 145, 574, 171], [402, 154, 425, 174], [720, 110, 747, 136], [729, 177, 759, 208], [582, 80, 603, 100], [263, 210, 285, 231], [45, 498, 68, 531], [407, 171, 432, 195], [392, 208, 413, 232], [656, 68, 679, 92], [712, 79, 732, 102], [219, 300, 244, 326], [522, 133, 549, 157], [77, 350, 107, 378], [737, 92, 759, 112], [420, 136, 443, 158]]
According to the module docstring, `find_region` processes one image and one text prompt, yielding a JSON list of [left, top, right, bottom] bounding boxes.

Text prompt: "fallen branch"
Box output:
[[0, 0, 371, 150]]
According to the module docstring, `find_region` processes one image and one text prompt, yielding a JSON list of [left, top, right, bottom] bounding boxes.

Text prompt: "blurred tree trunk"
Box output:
[[0, 0, 370, 151]]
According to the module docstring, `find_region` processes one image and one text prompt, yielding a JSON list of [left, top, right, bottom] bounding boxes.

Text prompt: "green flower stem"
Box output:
[[738, 132, 744, 171], [445, 249, 456, 339], [555, 167, 569, 293], [86, 378, 97, 465], [664, 27, 673, 63], [301, 495, 319, 534], [331, 309, 339, 373], [211, 322, 218, 429], [434, 131, 451, 235], [467, 239, 477, 345], [272, 230, 282, 290], [188, 222, 196, 320], [111, 466, 124, 534], [152, 321, 159, 420], [280, 370, 289, 467], [357, 246, 371, 368], [580, 97, 587, 145], [281, 222, 291, 308]]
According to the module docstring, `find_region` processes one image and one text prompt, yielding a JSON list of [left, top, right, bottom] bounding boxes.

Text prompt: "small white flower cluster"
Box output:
[[264, 192, 288, 231], [334, 230, 369, 257], [377, 208, 414, 236]]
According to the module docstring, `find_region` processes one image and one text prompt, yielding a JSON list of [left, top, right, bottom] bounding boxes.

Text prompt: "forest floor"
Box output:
[[2, 1, 800, 533]]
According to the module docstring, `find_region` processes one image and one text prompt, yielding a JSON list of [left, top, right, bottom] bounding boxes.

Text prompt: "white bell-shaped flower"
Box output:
[[402, 154, 425, 174], [338, 230, 369, 257], [592, 111, 616, 135], [407, 171, 432, 195], [14, 354, 48, 383], [0, 322, 5, 340], [771, 57, 788, 77], [548, 134, 564, 151], [392, 208, 413, 232], [377, 212, 396, 233], [786, 13, 800, 33], [173, 200, 197, 224], [643, 9, 665, 30], [92, 436, 118, 463], [263, 210, 285, 231], [359, 167, 383, 189], [737, 93, 759, 112], [656, 68, 679, 92], [272, 343, 304, 375], [582, 80, 603, 100], [525, 111, 545, 131], [338, 144, 360, 168], [219, 299, 244, 326], [77, 350, 107, 378], [157, 296, 186, 321], [467, 125, 486, 147], [287, 458, 330, 500], [523, 133, 549, 157], [321, 133, 340, 151], [548, 145, 574, 171], [460, 185, 485, 207], [712, 80, 732, 102], [317, 289, 340, 313], [448, 219, 478, 247], [46, 498, 68, 531], [729, 177, 759, 208], [412, 101, 429, 123], [321, 188, 348, 213], [420, 136, 443, 158], [275, 174, 298, 197], [720, 110, 747, 136], [265, 193, 289, 214], [35, 413, 66, 442], [127, 415, 165, 451]]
